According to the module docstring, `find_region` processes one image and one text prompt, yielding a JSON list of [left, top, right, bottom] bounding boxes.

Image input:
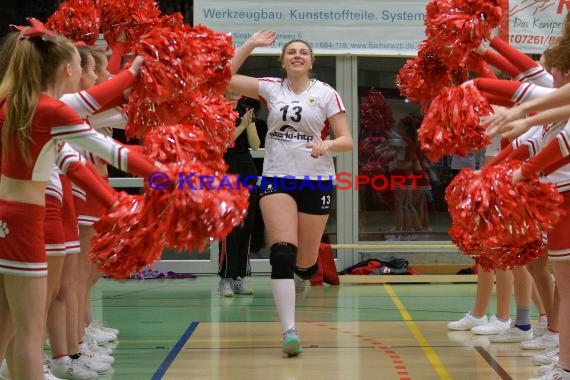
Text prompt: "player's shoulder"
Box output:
[[259, 77, 283, 85], [36, 94, 82, 125], [313, 80, 338, 95]]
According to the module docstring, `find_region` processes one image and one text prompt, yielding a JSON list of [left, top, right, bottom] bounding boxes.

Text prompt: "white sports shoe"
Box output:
[[529, 365, 570, 380], [540, 364, 556, 375], [232, 277, 254, 295], [85, 325, 116, 345], [50, 357, 97, 380], [521, 330, 559, 350], [470, 315, 511, 335], [81, 336, 113, 355], [80, 351, 114, 365], [90, 320, 119, 337], [75, 354, 112, 374], [447, 312, 488, 331], [218, 278, 234, 297], [489, 326, 533, 343], [533, 347, 560, 366], [44, 362, 64, 380]]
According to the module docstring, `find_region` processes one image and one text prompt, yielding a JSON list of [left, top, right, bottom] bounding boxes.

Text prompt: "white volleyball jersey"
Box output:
[[258, 78, 345, 179]]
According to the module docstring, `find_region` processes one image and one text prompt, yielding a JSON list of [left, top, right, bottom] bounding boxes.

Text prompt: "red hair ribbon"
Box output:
[[12, 17, 57, 39]]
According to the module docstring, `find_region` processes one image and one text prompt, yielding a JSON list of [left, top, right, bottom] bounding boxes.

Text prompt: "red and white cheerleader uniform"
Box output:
[[0, 93, 157, 276]]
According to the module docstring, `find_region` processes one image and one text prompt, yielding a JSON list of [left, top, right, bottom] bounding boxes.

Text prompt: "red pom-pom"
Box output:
[[419, 85, 492, 161], [425, 0, 502, 67], [124, 24, 234, 138], [465, 52, 495, 78], [97, 0, 162, 50], [359, 89, 394, 132], [446, 162, 562, 269], [143, 162, 249, 252], [89, 193, 164, 279], [449, 224, 547, 270], [396, 42, 452, 108], [45, 0, 100, 45], [142, 124, 233, 170]]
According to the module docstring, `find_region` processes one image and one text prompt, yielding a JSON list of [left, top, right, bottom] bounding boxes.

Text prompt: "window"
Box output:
[[357, 57, 452, 242]]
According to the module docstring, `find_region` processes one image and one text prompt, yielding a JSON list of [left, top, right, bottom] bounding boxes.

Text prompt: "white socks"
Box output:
[[272, 279, 296, 333]]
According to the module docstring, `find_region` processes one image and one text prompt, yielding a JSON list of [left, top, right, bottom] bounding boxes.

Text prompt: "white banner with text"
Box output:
[[500, 0, 568, 54], [194, 0, 568, 56], [194, 0, 426, 55]]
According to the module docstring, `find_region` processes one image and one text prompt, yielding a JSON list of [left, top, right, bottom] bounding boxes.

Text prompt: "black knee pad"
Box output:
[[295, 262, 319, 280], [270, 242, 298, 279]]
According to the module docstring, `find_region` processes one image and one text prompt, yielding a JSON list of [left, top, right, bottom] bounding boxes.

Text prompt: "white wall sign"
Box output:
[[500, 0, 568, 54], [194, 0, 426, 56], [194, 0, 568, 56]]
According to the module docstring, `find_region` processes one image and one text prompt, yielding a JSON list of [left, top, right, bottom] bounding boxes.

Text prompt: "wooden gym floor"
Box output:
[[89, 275, 546, 380]]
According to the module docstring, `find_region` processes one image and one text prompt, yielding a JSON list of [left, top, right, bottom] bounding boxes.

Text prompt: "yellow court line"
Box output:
[[384, 284, 452, 380]]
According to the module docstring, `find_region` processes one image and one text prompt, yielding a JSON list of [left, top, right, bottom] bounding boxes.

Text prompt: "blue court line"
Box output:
[[151, 321, 200, 380]]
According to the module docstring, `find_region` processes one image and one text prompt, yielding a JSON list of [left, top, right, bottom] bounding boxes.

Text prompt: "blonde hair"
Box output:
[[0, 32, 76, 164], [0, 33, 21, 82]]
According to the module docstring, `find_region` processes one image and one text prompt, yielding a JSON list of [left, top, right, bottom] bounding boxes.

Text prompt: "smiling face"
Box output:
[[281, 40, 314, 77]]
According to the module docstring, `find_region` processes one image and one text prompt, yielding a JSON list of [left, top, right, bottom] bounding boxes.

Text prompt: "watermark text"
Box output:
[[147, 171, 421, 191]]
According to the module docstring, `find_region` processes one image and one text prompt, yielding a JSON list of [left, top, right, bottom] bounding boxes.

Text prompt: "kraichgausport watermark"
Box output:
[[147, 171, 422, 191]]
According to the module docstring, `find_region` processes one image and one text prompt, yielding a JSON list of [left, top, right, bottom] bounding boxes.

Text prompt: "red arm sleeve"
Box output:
[[480, 91, 514, 107], [509, 145, 532, 161], [482, 49, 520, 78], [544, 155, 570, 176], [486, 145, 513, 166], [486, 145, 530, 167], [125, 150, 158, 178], [124, 144, 145, 153], [66, 161, 118, 209], [472, 61, 498, 79], [490, 36, 537, 74], [86, 70, 135, 112], [107, 42, 127, 75], [474, 78, 527, 102], [60, 70, 135, 117], [521, 132, 570, 177]]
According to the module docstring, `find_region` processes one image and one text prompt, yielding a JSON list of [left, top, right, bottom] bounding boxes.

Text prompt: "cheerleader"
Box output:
[[0, 28, 157, 379]]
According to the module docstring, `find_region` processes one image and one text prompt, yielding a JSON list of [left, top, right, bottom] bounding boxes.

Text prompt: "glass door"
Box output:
[[355, 57, 454, 243]]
